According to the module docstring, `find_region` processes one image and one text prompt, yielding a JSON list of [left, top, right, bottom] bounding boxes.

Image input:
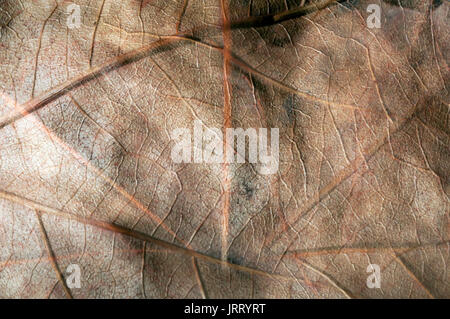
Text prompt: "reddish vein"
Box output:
[[220, 0, 232, 262]]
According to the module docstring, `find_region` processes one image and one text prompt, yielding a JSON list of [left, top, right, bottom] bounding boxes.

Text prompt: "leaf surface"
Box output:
[[0, 0, 448, 298]]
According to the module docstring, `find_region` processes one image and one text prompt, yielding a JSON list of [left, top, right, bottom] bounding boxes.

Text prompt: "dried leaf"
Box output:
[[0, 0, 448, 298]]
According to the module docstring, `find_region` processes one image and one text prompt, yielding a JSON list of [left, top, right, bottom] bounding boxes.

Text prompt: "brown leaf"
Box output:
[[0, 0, 448, 298]]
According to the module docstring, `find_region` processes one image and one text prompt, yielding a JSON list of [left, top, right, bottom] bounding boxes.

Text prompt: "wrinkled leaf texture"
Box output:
[[0, 0, 449, 298]]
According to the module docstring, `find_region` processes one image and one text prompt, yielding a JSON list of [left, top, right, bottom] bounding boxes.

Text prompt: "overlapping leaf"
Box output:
[[0, 0, 448, 298]]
